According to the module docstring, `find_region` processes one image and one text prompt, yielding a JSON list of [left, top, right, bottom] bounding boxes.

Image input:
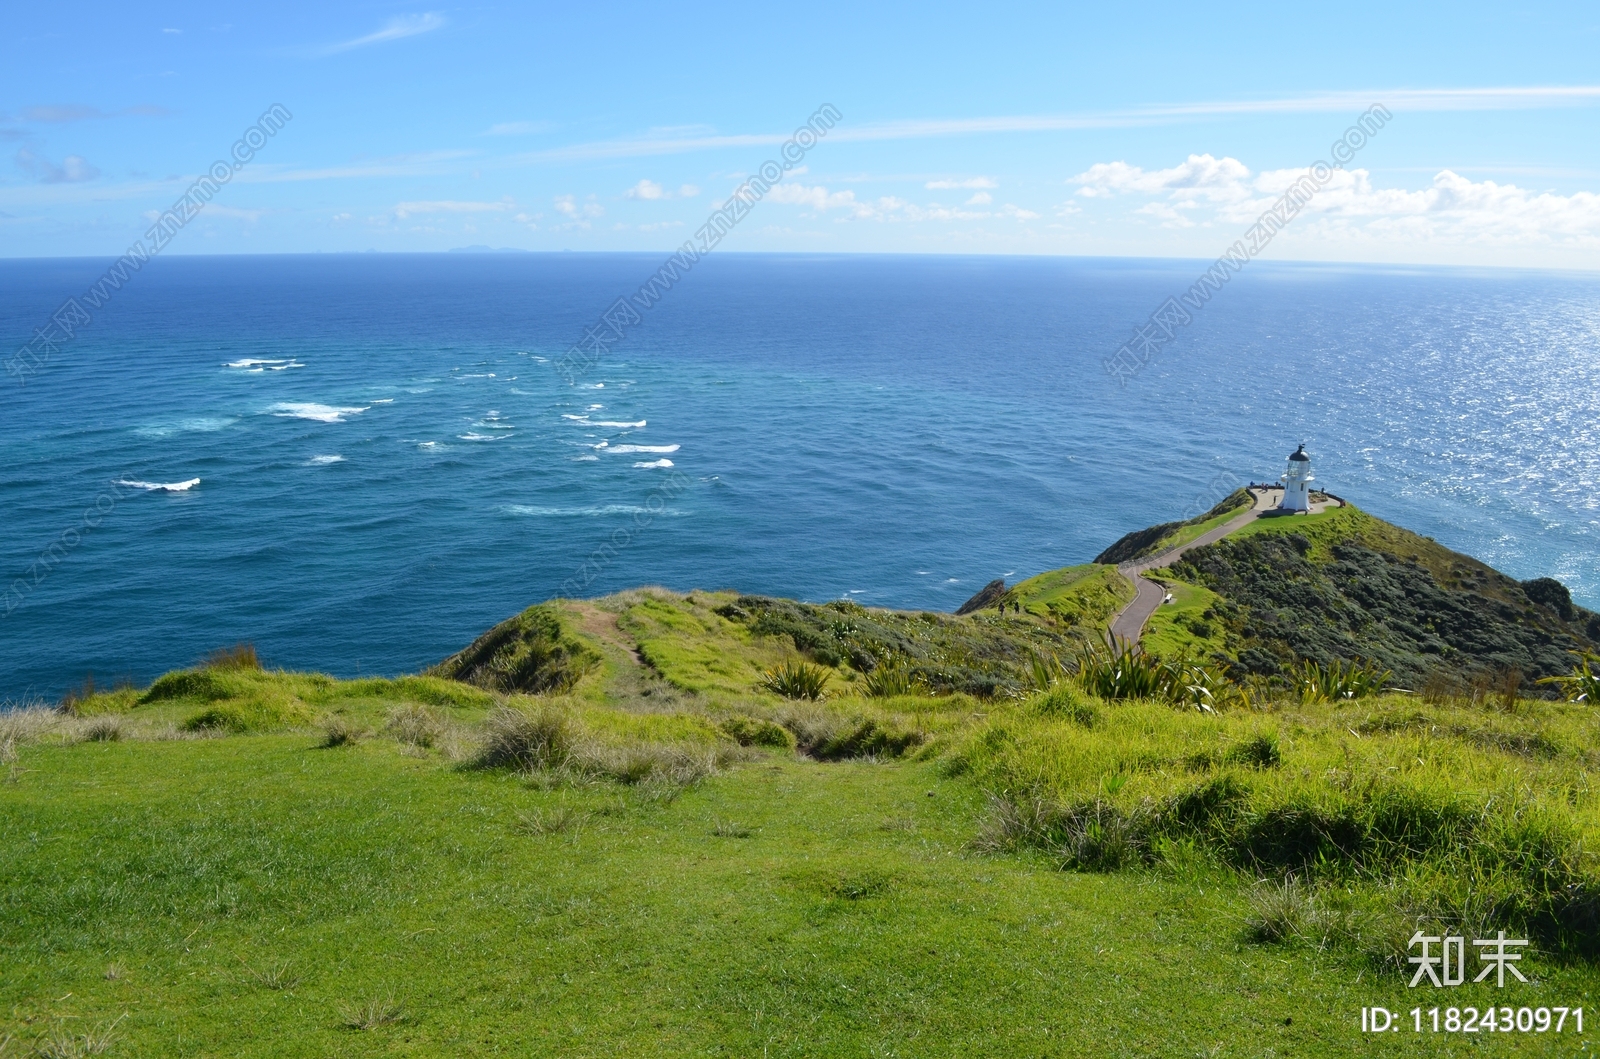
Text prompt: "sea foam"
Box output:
[[607, 444, 679, 454], [633, 459, 675, 469], [269, 403, 369, 423], [118, 478, 201, 492]]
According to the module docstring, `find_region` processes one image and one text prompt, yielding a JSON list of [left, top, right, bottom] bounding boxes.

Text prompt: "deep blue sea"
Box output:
[[3, 253, 1599, 697]]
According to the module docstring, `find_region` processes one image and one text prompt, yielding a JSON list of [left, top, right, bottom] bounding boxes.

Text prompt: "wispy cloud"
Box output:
[[524, 86, 1600, 163], [926, 177, 997, 189], [394, 198, 514, 219], [317, 13, 446, 56], [483, 120, 556, 136], [10, 104, 171, 122]]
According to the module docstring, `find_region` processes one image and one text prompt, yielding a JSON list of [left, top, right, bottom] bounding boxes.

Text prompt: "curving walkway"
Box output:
[[1107, 487, 1280, 644]]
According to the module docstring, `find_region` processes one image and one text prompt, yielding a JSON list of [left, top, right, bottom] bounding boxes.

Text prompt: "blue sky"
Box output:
[[4, 1, 1600, 266]]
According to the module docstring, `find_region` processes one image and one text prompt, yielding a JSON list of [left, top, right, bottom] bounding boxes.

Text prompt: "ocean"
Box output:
[[3, 252, 1598, 697]]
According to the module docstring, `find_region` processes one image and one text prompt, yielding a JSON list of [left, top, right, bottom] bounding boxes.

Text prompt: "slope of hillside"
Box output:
[[1159, 503, 1600, 688]]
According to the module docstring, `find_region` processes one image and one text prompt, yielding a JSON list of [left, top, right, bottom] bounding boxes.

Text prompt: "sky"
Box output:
[[4, 2, 1600, 267]]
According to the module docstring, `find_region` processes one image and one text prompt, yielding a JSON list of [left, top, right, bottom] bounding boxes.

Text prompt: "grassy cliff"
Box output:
[[4, 507, 1600, 1056]]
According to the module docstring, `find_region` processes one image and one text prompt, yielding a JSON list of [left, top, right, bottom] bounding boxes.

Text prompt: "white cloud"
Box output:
[[965, 191, 992, 205], [623, 179, 703, 201], [1073, 152, 1600, 247], [319, 13, 446, 55], [553, 194, 604, 219], [393, 198, 513, 219], [162, 27, 181, 34], [927, 177, 997, 190], [15, 148, 98, 183], [766, 182, 865, 213], [1071, 153, 1253, 202]]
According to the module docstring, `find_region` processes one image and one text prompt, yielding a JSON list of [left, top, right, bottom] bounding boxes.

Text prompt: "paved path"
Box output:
[[1107, 487, 1279, 643]]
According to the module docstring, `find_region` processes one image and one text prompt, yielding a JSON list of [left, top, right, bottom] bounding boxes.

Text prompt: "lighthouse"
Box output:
[[1279, 444, 1313, 512]]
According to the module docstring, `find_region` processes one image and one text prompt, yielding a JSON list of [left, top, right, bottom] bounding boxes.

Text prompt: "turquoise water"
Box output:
[[3, 253, 1598, 696]]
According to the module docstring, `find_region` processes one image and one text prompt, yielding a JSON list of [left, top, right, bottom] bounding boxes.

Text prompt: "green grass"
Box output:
[[11, 728, 1596, 1056], [954, 690, 1600, 961], [1010, 563, 1133, 628], [1141, 577, 1230, 660], [6, 575, 1600, 1055]]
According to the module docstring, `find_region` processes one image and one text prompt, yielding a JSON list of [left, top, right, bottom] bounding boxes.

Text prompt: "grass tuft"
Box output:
[[32, 1016, 123, 1057], [318, 716, 363, 748], [472, 705, 573, 771], [339, 995, 405, 1031], [711, 820, 754, 838], [202, 643, 261, 671], [73, 715, 124, 743], [384, 704, 445, 748], [514, 807, 588, 835], [245, 960, 302, 990]]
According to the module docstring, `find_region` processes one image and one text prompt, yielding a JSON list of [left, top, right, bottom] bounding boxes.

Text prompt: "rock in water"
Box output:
[[956, 579, 1007, 615]]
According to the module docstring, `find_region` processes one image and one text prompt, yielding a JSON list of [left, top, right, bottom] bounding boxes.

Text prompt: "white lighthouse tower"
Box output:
[[1279, 444, 1314, 512]]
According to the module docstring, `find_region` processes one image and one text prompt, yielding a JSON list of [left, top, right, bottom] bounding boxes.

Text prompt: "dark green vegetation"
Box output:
[[1093, 488, 1254, 564], [1165, 504, 1600, 690], [5, 504, 1600, 1055], [716, 594, 1079, 697], [429, 603, 599, 693]]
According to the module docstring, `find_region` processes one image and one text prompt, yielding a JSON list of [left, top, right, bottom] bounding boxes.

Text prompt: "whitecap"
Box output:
[[608, 444, 679, 454], [372, 398, 395, 404], [226, 358, 289, 368], [269, 402, 369, 423], [308, 455, 344, 465], [633, 459, 674, 469], [117, 478, 201, 492], [573, 454, 599, 461], [458, 432, 511, 441], [586, 404, 604, 411], [418, 441, 438, 448], [267, 361, 305, 370], [502, 504, 685, 516], [531, 356, 548, 363], [591, 419, 645, 428]]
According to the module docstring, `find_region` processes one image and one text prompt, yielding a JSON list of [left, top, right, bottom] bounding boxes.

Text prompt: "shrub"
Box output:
[[862, 661, 924, 698], [759, 661, 832, 700], [1294, 657, 1391, 703], [719, 715, 796, 749], [473, 705, 573, 771], [1537, 651, 1600, 704]]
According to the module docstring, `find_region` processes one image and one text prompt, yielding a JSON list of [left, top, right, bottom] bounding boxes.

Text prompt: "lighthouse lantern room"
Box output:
[[1279, 444, 1314, 512]]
